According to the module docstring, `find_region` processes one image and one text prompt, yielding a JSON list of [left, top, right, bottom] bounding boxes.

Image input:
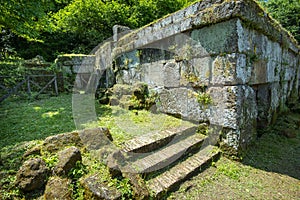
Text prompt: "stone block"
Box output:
[[249, 59, 268, 85], [270, 82, 281, 111], [184, 2, 201, 17], [209, 86, 239, 130], [15, 158, 49, 192], [44, 177, 72, 200], [187, 57, 211, 85], [43, 132, 83, 153], [255, 84, 271, 127], [180, 18, 193, 32], [172, 9, 185, 23], [54, 146, 82, 176], [191, 19, 239, 56], [160, 15, 173, 27], [79, 128, 114, 151], [163, 62, 180, 88], [157, 87, 209, 122], [208, 85, 257, 149], [142, 62, 165, 87], [82, 174, 122, 200]]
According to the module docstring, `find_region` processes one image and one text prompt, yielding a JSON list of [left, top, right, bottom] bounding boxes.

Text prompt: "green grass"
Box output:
[[0, 94, 193, 199], [0, 94, 76, 199], [1, 95, 300, 200], [168, 112, 300, 200], [0, 94, 75, 148], [87, 105, 193, 146]]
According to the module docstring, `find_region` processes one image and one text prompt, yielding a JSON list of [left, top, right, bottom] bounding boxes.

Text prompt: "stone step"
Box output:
[[121, 125, 197, 153], [122, 133, 206, 173], [147, 145, 220, 198]]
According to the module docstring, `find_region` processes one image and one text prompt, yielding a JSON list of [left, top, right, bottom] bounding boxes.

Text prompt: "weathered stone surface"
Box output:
[[54, 146, 82, 176], [142, 62, 165, 87], [90, 0, 300, 153], [163, 62, 181, 88], [191, 19, 239, 56], [23, 146, 41, 160], [106, 150, 124, 178], [158, 87, 209, 122], [122, 172, 149, 200], [15, 158, 49, 192], [44, 176, 72, 200], [82, 174, 122, 200], [122, 134, 206, 173], [121, 126, 197, 153], [147, 145, 219, 198], [209, 85, 257, 149], [79, 128, 113, 151], [43, 131, 83, 153], [108, 83, 154, 110], [186, 57, 211, 86]]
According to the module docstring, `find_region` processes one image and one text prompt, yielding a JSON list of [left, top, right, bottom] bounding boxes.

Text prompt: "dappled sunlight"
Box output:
[[0, 94, 75, 148], [33, 106, 41, 111], [42, 111, 59, 118], [91, 105, 195, 146]]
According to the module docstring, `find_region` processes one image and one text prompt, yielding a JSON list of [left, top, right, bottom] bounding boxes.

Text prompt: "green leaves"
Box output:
[[259, 0, 300, 42]]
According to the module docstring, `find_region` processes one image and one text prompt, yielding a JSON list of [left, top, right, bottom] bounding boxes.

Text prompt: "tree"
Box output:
[[259, 0, 300, 43], [0, 0, 72, 59], [0, 0, 52, 40], [51, 0, 193, 55], [1, 0, 198, 60]]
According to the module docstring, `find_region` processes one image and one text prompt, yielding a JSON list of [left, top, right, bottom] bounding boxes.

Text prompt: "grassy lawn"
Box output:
[[0, 94, 299, 199], [168, 113, 300, 200], [0, 94, 193, 199], [0, 94, 76, 199]]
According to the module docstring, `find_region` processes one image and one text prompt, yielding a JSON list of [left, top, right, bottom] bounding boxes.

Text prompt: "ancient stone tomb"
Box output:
[[64, 0, 300, 153]]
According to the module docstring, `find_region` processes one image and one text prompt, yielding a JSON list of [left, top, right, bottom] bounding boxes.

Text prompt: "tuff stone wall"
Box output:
[[93, 0, 299, 152], [55, 54, 96, 91]]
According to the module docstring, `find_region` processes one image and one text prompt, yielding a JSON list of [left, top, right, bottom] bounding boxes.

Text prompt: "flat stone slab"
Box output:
[[123, 134, 206, 173], [147, 145, 219, 197], [121, 126, 197, 153]]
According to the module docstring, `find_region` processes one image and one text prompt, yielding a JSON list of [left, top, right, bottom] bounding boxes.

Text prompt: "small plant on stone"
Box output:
[[183, 72, 199, 83], [68, 161, 88, 180], [43, 154, 58, 169], [115, 178, 133, 200], [68, 161, 88, 200], [197, 92, 212, 107]]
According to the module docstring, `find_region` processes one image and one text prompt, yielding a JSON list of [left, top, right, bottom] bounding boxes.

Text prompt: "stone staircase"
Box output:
[[108, 125, 220, 199]]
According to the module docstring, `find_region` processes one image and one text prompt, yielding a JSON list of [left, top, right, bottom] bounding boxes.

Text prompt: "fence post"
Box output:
[[27, 76, 31, 96], [54, 75, 58, 96]]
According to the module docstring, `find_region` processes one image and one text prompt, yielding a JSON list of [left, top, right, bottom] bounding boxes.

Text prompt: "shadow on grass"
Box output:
[[0, 94, 76, 149], [0, 94, 77, 177], [242, 112, 300, 180], [95, 103, 113, 117]]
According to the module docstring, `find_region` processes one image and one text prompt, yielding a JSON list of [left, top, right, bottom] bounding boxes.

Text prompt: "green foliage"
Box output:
[[43, 154, 58, 169], [0, 57, 25, 88], [259, 0, 300, 43], [0, 94, 75, 148], [68, 161, 88, 180], [115, 178, 133, 199], [215, 161, 249, 180], [196, 91, 212, 106], [1, 0, 198, 60], [0, 0, 49, 40]]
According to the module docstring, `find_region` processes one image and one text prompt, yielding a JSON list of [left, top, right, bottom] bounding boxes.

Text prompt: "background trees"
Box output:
[[259, 0, 300, 43], [0, 0, 71, 59], [1, 0, 192, 60], [1, 0, 299, 61]]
